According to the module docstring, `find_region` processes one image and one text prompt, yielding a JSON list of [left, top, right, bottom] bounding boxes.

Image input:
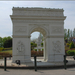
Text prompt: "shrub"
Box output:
[[0, 52, 12, 57], [34, 49, 37, 51], [4, 48, 12, 50], [38, 49, 41, 51], [66, 43, 70, 47], [42, 49, 44, 51], [31, 42, 37, 50], [69, 42, 75, 49], [31, 50, 43, 57], [67, 50, 75, 56], [41, 43, 43, 47], [0, 48, 4, 51], [31, 50, 37, 56]]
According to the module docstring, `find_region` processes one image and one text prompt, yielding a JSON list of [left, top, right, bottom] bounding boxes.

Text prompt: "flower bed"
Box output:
[[31, 50, 43, 57]]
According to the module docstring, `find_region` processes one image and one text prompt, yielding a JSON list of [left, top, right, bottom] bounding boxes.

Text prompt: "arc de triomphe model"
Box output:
[[10, 7, 66, 64]]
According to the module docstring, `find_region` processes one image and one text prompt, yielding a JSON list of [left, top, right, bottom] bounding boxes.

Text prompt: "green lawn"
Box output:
[[0, 50, 12, 55]]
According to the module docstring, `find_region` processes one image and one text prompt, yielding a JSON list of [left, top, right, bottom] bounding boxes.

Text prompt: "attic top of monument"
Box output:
[[12, 7, 64, 11], [11, 7, 66, 17]]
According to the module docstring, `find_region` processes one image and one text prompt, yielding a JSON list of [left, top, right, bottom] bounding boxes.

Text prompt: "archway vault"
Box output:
[[30, 26, 47, 37]]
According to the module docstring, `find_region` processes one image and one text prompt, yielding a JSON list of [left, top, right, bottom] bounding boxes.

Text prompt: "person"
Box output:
[[65, 38, 68, 46], [72, 37, 75, 45], [65, 38, 68, 43]]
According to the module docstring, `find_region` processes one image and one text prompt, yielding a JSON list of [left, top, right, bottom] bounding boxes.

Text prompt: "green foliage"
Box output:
[[42, 49, 44, 51], [4, 48, 12, 50], [0, 50, 12, 56], [34, 49, 37, 51], [31, 42, 34, 45], [31, 42, 37, 50], [0, 48, 4, 51], [67, 50, 75, 56], [64, 28, 75, 41], [31, 42, 37, 47], [3, 38, 12, 48], [67, 29, 70, 39], [69, 42, 75, 49], [41, 43, 43, 47], [0, 36, 12, 48], [0, 37, 3, 47], [66, 43, 70, 47]]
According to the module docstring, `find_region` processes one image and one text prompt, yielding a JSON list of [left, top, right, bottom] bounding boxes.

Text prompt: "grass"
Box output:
[[0, 50, 12, 55]]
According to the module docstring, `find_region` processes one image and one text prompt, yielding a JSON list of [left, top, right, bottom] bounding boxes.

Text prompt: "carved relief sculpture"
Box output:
[[15, 26, 27, 33], [17, 41, 25, 52], [53, 41, 61, 53], [51, 26, 63, 34]]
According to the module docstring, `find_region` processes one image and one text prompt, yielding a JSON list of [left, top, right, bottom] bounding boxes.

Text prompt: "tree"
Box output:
[[31, 42, 37, 50], [73, 28, 75, 37], [64, 29, 67, 39], [0, 37, 3, 47], [41, 43, 43, 47], [3, 38, 12, 48], [69, 42, 75, 49], [67, 29, 70, 40], [70, 30, 73, 37], [64, 29, 74, 41], [2, 36, 12, 48]]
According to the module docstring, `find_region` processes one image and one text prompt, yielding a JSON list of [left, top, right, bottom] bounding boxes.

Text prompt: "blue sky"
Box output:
[[0, 1, 75, 39]]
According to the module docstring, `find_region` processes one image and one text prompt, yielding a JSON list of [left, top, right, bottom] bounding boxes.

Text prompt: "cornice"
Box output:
[[10, 15, 66, 20], [12, 7, 64, 12], [12, 35, 64, 38], [12, 35, 31, 38], [46, 35, 64, 38]]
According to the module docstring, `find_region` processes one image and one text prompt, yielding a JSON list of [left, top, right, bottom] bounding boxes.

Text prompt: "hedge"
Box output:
[[31, 50, 43, 57], [67, 50, 75, 56]]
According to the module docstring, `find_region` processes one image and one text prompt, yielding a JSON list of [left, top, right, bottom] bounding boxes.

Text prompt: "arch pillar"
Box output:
[[46, 36, 65, 63], [12, 35, 33, 64]]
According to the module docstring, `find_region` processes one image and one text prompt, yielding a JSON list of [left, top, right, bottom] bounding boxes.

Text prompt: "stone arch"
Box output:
[[29, 26, 48, 37], [10, 7, 66, 65]]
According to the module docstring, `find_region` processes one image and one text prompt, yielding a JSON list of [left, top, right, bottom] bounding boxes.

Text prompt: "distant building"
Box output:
[[34, 33, 44, 51]]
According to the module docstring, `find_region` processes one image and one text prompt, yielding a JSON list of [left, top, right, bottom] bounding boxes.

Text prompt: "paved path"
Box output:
[[0, 68, 75, 75], [0, 56, 75, 67], [0, 56, 75, 75]]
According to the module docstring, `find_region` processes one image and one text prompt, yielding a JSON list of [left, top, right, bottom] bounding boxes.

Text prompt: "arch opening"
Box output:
[[30, 31, 46, 61], [30, 27, 47, 61]]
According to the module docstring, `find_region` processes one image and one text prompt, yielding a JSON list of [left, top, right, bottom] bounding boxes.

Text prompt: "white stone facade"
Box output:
[[10, 7, 66, 64]]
